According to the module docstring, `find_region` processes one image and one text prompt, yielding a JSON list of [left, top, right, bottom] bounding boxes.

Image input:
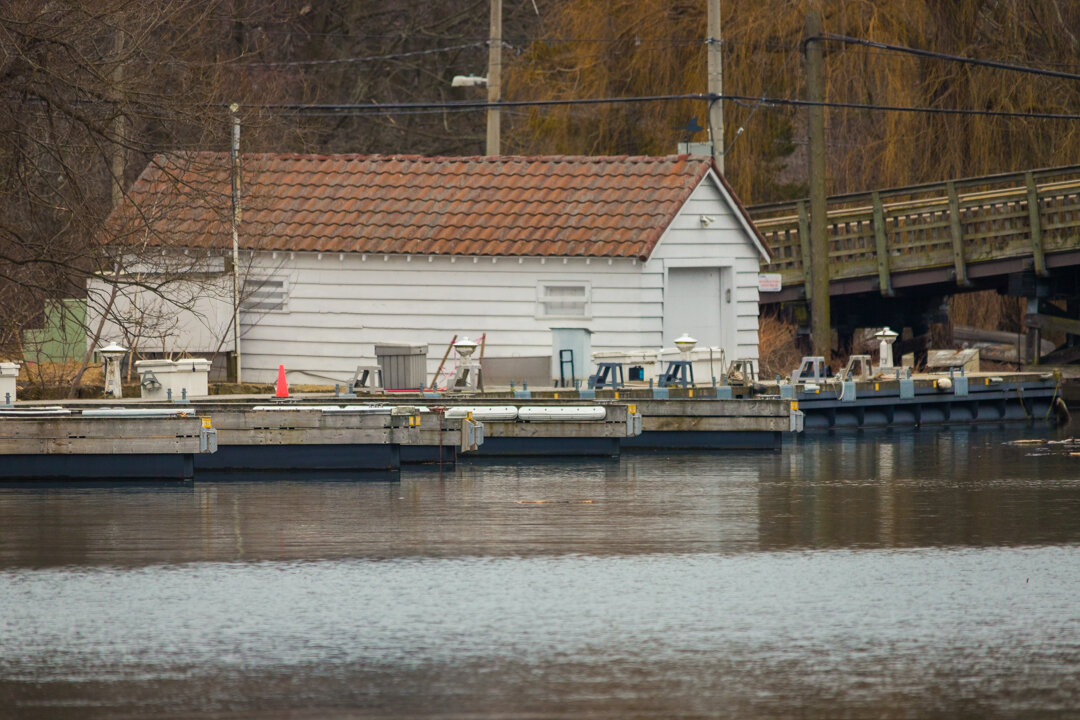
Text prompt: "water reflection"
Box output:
[[765, 425, 1080, 549], [0, 424, 1078, 569]]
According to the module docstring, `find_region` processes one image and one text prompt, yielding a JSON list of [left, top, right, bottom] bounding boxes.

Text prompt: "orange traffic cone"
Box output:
[[275, 364, 289, 398]]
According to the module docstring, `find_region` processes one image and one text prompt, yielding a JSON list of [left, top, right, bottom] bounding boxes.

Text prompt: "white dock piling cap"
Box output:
[[454, 336, 479, 358], [98, 342, 128, 357], [674, 334, 698, 353], [873, 327, 898, 343]]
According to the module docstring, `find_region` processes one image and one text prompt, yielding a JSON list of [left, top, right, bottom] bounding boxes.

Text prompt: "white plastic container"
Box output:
[[518, 406, 606, 422], [0, 362, 19, 404], [444, 406, 519, 421], [81, 407, 194, 417]]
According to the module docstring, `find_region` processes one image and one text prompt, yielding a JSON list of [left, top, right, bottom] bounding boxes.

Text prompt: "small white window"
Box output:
[[537, 281, 591, 319], [241, 277, 288, 313]]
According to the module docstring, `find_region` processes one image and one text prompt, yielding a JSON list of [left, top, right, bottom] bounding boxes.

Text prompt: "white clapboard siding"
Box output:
[[236, 253, 658, 383], [648, 173, 763, 361], [86, 276, 234, 355]]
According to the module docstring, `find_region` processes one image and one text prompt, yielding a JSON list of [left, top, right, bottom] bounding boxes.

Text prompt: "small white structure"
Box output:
[[135, 358, 212, 401], [0, 362, 19, 404], [98, 342, 128, 399], [674, 334, 698, 356], [875, 327, 899, 371], [592, 345, 731, 385], [450, 336, 482, 391], [93, 154, 771, 386], [926, 348, 980, 374]]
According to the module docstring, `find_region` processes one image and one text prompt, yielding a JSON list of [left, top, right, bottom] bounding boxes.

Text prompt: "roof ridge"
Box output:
[[159, 151, 705, 163]]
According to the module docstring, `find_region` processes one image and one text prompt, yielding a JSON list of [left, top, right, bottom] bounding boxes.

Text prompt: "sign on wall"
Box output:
[[758, 273, 782, 292]]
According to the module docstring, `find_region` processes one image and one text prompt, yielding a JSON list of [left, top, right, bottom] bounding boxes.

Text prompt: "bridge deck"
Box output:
[[751, 165, 1080, 303]]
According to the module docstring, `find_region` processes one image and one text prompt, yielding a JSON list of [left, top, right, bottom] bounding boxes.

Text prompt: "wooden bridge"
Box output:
[[750, 165, 1080, 304], [748, 165, 1080, 363]]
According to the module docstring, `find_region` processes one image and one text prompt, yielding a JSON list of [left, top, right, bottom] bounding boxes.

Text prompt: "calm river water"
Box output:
[[2, 421, 1080, 719]]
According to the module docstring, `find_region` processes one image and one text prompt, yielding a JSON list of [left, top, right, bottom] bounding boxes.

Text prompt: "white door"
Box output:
[[663, 267, 722, 347]]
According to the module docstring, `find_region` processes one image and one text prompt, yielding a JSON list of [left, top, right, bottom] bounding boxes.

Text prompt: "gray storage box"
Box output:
[[374, 343, 428, 390]]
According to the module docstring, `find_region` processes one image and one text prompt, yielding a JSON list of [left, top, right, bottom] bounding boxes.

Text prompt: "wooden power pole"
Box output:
[[707, 0, 724, 173], [805, 9, 830, 363], [486, 0, 502, 156], [229, 103, 243, 384]]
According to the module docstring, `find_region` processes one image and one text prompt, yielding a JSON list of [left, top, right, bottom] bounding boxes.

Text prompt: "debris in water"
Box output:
[[516, 500, 595, 504]]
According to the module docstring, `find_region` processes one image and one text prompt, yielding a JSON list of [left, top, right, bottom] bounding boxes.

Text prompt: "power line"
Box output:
[[247, 93, 1080, 121], [244, 41, 488, 66], [821, 33, 1080, 83]]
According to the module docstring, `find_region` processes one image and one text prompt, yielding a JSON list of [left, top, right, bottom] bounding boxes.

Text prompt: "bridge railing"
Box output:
[[749, 164, 1080, 298]]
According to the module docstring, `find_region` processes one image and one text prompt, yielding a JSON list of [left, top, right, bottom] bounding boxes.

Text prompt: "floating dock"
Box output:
[[621, 397, 797, 450], [434, 403, 640, 457], [379, 393, 797, 452], [194, 404, 481, 471], [0, 408, 216, 480], [765, 371, 1066, 430]]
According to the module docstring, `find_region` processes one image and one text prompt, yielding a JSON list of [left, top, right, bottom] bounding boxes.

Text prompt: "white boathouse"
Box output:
[[92, 153, 770, 386]]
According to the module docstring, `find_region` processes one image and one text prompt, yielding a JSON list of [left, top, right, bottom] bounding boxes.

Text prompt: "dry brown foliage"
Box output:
[[504, 0, 1080, 204], [949, 291, 1024, 332], [757, 311, 803, 379]]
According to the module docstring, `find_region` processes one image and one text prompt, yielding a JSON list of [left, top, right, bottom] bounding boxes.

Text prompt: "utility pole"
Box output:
[[486, 0, 502, 155], [229, 103, 243, 384], [707, 0, 724, 173], [111, 31, 126, 209], [805, 9, 830, 363]]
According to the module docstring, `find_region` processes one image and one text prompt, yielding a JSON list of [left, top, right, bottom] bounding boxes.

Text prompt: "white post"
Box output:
[[875, 327, 899, 370], [100, 343, 128, 399]]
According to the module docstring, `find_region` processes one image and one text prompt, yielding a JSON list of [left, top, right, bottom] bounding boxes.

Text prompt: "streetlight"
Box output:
[[451, 75, 488, 88]]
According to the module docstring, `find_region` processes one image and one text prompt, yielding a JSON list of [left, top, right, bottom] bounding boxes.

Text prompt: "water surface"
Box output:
[[2, 422, 1079, 718]]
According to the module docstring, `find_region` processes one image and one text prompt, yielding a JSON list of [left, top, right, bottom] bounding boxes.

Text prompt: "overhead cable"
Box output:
[[821, 33, 1080, 83], [245, 41, 488, 66], [248, 93, 1080, 121]]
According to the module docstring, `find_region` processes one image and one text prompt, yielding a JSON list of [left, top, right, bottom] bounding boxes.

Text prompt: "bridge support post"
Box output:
[[1025, 172, 1048, 277], [797, 201, 812, 301], [1025, 297, 1041, 366], [946, 181, 972, 287], [871, 191, 894, 296]]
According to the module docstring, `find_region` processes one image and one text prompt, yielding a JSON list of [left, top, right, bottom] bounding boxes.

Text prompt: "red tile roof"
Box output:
[[115, 153, 766, 260]]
